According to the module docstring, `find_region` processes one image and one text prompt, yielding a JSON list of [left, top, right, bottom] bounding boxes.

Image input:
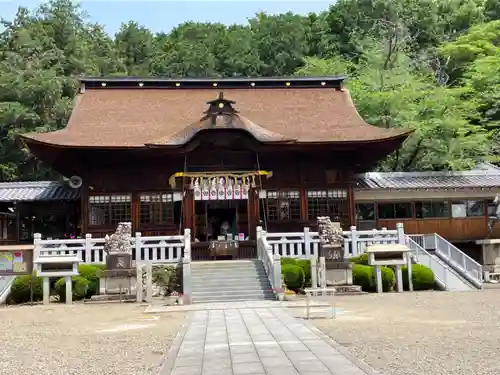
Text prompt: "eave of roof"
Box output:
[[356, 169, 500, 190], [79, 75, 347, 90], [0, 181, 80, 202]]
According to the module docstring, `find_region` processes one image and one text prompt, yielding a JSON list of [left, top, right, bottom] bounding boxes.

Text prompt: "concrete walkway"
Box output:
[[161, 307, 379, 375]]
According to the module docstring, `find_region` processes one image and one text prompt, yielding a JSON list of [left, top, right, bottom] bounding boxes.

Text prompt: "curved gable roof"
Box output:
[[21, 77, 412, 148]]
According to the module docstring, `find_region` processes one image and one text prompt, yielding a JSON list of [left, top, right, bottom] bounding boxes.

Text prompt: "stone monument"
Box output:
[[91, 222, 138, 302], [317, 217, 361, 294]]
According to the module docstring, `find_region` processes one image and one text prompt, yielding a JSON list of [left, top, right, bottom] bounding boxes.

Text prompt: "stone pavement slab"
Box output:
[[160, 307, 380, 375], [145, 299, 333, 313]]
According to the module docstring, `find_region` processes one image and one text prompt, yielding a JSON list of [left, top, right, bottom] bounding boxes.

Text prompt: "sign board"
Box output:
[[0, 245, 34, 276]]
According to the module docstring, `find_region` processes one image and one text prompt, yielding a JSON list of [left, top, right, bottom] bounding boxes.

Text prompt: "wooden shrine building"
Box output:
[[19, 76, 411, 245]]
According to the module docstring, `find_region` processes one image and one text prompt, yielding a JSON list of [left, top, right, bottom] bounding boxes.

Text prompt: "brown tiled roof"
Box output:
[[21, 87, 411, 148]]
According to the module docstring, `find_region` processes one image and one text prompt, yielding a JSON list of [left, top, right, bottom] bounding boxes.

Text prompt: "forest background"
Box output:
[[0, 0, 499, 180]]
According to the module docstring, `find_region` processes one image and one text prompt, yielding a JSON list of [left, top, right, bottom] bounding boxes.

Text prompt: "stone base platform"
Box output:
[[331, 285, 364, 295], [86, 294, 137, 303]]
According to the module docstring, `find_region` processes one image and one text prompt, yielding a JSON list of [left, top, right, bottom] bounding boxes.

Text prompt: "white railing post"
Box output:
[[34, 233, 42, 260], [256, 226, 263, 260], [182, 256, 192, 304], [396, 223, 405, 245], [350, 226, 358, 257], [273, 254, 281, 289], [303, 227, 311, 257], [135, 232, 142, 263], [184, 228, 191, 260], [85, 234, 92, 264]]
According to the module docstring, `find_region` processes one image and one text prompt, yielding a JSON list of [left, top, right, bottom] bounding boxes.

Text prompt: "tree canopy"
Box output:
[[0, 0, 499, 180]]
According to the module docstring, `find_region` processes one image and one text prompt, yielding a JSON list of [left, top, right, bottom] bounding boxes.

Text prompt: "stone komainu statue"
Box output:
[[104, 222, 133, 269], [317, 216, 344, 246]]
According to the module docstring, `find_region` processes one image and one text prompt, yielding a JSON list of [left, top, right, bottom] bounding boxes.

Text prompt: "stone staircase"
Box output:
[[190, 260, 275, 304]]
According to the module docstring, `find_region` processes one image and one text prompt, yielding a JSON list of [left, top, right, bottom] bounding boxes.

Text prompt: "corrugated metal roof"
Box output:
[[357, 169, 500, 190], [0, 181, 80, 202]]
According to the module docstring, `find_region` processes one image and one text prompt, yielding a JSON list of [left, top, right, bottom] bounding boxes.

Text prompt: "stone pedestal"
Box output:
[[92, 253, 137, 302], [321, 244, 354, 286], [476, 239, 500, 281]]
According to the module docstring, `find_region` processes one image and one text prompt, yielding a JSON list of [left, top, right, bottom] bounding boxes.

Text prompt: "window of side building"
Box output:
[[451, 200, 485, 218], [377, 202, 413, 219], [414, 201, 450, 218]]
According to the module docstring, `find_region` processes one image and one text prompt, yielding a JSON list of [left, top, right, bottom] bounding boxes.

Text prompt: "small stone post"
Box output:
[[43, 276, 50, 305], [145, 262, 153, 303], [136, 264, 143, 302], [395, 265, 404, 293], [310, 255, 318, 288], [319, 256, 327, 288], [64, 276, 72, 304], [375, 265, 383, 293], [134, 232, 142, 261], [407, 251, 414, 292], [182, 257, 192, 305]]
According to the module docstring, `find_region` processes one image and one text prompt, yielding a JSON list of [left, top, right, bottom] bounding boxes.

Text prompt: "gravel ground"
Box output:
[[293, 291, 500, 375], [0, 303, 187, 375]]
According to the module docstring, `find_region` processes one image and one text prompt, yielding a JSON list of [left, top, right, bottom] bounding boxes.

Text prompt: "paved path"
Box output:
[[161, 307, 378, 375]]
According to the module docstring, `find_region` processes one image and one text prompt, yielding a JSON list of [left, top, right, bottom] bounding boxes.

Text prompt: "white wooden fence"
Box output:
[[264, 223, 405, 259], [33, 230, 191, 265], [33, 223, 405, 265]]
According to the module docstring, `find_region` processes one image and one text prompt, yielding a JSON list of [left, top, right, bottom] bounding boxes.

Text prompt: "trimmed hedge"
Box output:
[[352, 264, 374, 291], [55, 276, 89, 302], [77, 264, 106, 298], [281, 264, 305, 291], [352, 264, 395, 292], [402, 264, 435, 290], [349, 253, 369, 265], [281, 258, 311, 288], [9, 274, 44, 304]]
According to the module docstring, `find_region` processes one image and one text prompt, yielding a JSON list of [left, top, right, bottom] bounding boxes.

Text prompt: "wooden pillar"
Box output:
[[248, 187, 259, 240], [131, 192, 140, 234], [81, 184, 89, 235], [347, 185, 356, 227], [14, 202, 20, 244], [182, 189, 195, 240]]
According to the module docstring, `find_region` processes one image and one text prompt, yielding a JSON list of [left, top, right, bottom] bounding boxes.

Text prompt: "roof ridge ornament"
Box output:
[[205, 92, 238, 116]]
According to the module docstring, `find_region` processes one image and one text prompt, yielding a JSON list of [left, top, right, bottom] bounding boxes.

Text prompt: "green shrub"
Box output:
[[352, 264, 374, 291], [9, 274, 43, 304], [55, 276, 89, 302], [349, 253, 369, 265], [280, 257, 297, 266], [294, 259, 311, 287], [402, 264, 435, 290], [281, 264, 305, 291], [78, 264, 105, 298]]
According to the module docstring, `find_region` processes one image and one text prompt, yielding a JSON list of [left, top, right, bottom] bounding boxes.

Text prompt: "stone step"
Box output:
[[192, 294, 276, 304], [192, 286, 270, 294], [191, 266, 265, 273], [192, 289, 274, 297], [191, 279, 269, 289], [191, 270, 267, 278]]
